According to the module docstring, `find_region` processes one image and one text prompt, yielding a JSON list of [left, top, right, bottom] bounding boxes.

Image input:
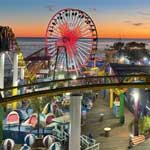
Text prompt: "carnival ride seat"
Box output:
[[6, 111, 20, 125], [15, 109, 29, 122], [42, 103, 51, 115], [23, 113, 45, 128], [45, 113, 55, 126]]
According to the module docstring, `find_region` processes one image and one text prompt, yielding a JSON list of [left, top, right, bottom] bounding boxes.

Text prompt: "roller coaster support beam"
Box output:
[[69, 93, 82, 150], [120, 93, 125, 124], [12, 52, 18, 109]]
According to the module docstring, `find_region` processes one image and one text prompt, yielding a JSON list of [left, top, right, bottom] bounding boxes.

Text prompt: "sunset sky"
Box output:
[[1, 0, 150, 38]]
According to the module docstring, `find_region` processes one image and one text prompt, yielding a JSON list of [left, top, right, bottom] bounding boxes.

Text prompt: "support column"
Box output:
[[109, 89, 113, 108], [0, 53, 4, 142], [0, 105, 3, 143], [120, 93, 125, 124], [0, 53, 5, 97], [19, 67, 25, 94], [69, 93, 82, 150], [12, 52, 18, 109], [20, 67, 24, 80], [134, 97, 139, 136]]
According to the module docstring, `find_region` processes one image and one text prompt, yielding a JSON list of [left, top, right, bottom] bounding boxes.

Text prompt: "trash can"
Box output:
[[104, 127, 111, 137], [99, 113, 104, 122]]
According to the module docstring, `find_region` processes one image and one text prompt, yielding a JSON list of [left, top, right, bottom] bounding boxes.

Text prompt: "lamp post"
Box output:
[[133, 92, 139, 136]]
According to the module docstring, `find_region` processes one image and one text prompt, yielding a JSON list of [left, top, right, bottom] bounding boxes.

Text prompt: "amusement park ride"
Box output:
[[0, 8, 100, 150], [0, 8, 150, 150], [45, 8, 98, 76], [0, 8, 98, 93]]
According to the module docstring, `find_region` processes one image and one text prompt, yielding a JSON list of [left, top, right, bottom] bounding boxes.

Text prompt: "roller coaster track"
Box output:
[[0, 75, 149, 104], [0, 26, 49, 82], [17, 43, 37, 81], [0, 26, 37, 82], [24, 47, 50, 79]]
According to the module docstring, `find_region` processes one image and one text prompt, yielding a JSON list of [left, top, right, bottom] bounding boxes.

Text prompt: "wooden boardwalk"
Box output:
[[81, 92, 150, 150]]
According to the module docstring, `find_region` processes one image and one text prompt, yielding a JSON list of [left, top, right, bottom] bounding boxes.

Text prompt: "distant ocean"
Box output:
[[16, 37, 150, 58]]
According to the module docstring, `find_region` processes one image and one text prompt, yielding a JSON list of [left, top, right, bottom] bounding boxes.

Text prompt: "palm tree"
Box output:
[[123, 42, 149, 62], [113, 42, 124, 51]]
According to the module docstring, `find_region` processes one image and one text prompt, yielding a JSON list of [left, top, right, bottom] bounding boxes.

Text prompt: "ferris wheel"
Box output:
[[45, 8, 98, 75]]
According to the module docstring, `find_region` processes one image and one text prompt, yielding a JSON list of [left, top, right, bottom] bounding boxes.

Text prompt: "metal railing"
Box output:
[[84, 143, 100, 150], [0, 74, 149, 104]]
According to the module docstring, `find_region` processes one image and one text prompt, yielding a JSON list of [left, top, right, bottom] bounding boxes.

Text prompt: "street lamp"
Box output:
[[71, 75, 77, 80], [133, 91, 139, 136], [118, 56, 125, 64], [143, 57, 148, 65], [143, 57, 147, 61]]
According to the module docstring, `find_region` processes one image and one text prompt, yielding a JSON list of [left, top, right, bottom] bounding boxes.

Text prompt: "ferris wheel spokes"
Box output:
[[45, 8, 98, 76]]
